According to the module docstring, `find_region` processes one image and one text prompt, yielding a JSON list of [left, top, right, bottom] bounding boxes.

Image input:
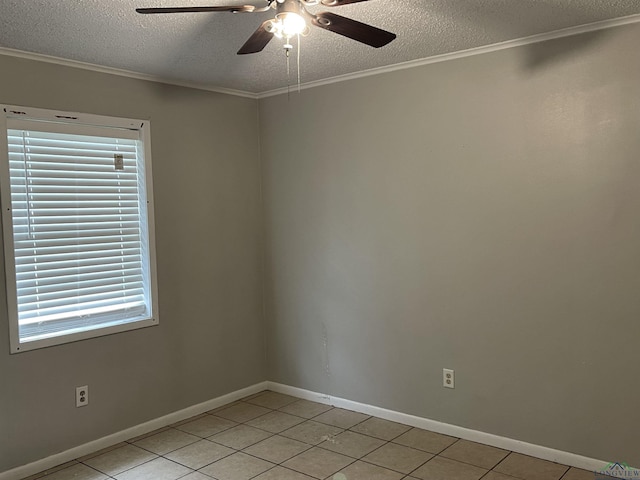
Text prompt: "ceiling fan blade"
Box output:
[[321, 0, 370, 6], [136, 5, 255, 14], [312, 12, 396, 48], [237, 21, 275, 55]]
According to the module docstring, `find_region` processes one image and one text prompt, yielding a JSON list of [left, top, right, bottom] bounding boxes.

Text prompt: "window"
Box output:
[[0, 105, 159, 353]]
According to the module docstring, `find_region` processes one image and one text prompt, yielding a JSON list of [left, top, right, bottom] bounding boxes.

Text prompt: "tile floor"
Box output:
[[22, 391, 600, 480]]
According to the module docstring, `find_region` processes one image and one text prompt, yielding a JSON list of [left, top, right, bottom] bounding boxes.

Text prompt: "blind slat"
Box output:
[[13, 233, 141, 247]]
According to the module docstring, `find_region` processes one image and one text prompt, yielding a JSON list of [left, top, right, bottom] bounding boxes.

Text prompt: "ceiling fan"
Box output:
[[136, 0, 396, 55]]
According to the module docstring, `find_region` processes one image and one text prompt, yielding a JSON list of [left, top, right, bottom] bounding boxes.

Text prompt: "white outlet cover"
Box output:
[[76, 385, 89, 407], [443, 369, 455, 389]]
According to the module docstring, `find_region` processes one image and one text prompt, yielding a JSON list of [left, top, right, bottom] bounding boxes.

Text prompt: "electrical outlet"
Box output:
[[76, 385, 89, 407], [443, 369, 455, 389]]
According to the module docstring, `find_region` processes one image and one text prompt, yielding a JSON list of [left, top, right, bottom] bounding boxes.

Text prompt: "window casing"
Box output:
[[0, 105, 159, 353]]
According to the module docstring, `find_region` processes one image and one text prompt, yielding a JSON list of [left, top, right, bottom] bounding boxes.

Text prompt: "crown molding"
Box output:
[[0, 46, 258, 99], [1, 12, 639, 100], [257, 12, 640, 98]]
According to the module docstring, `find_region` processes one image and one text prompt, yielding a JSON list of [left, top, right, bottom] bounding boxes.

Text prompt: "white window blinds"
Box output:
[[1, 108, 158, 352]]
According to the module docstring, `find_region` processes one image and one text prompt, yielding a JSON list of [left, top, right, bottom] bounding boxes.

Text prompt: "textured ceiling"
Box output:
[[0, 0, 639, 95]]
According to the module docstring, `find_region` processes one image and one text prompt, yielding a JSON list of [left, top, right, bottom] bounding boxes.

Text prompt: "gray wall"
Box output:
[[259, 23, 640, 465], [2, 19, 639, 473], [0, 55, 265, 472]]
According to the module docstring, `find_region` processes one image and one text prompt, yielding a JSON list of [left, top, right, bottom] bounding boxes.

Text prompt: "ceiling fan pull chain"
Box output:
[[297, 33, 302, 93], [285, 43, 292, 100]]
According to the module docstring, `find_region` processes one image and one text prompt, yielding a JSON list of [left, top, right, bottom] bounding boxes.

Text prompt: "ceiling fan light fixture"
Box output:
[[276, 11, 307, 37]]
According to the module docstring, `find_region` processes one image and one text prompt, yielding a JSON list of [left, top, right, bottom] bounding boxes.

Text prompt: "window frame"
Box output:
[[0, 105, 159, 353]]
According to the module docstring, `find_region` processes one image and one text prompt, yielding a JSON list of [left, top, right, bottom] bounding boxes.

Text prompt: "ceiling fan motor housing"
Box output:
[[276, 0, 305, 18]]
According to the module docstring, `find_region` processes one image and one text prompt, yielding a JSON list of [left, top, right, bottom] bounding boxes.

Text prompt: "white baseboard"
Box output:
[[1, 380, 617, 480], [267, 382, 611, 473], [0, 381, 268, 480]]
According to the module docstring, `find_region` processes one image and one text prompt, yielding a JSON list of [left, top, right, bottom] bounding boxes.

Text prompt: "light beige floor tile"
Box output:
[[279, 400, 333, 419], [318, 431, 385, 459], [132, 428, 200, 455], [171, 413, 209, 428], [483, 472, 521, 480], [494, 453, 569, 480], [246, 411, 306, 433], [199, 452, 274, 480], [114, 457, 192, 480], [245, 391, 300, 409], [242, 391, 268, 402], [215, 403, 272, 423], [334, 460, 404, 480], [313, 409, 370, 429], [363, 442, 433, 474], [164, 439, 234, 470], [562, 468, 602, 480], [179, 472, 214, 480], [254, 465, 316, 480], [209, 424, 273, 450], [282, 446, 354, 479], [174, 415, 237, 438], [78, 443, 128, 462], [411, 456, 487, 480], [280, 420, 343, 445], [392, 428, 458, 454], [40, 463, 108, 480], [207, 401, 242, 414], [127, 427, 171, 444], [440, 439, 509, 469], [351, 417, 411, 441], [83, 444, 157, 476], [243, 435, 311, 464]]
